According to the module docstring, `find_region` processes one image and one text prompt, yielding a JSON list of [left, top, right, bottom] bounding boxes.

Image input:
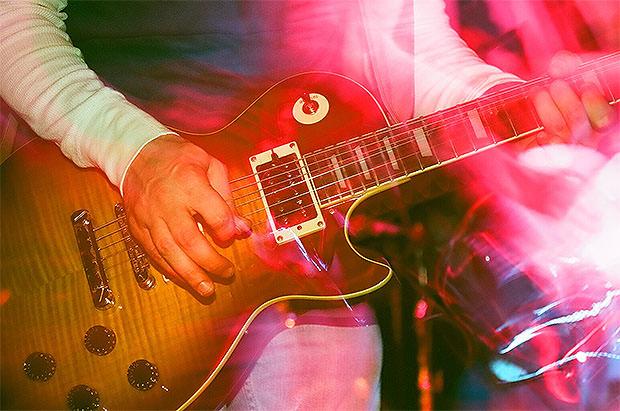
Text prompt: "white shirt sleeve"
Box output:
[[357, 0, 522, 120], [412, 0, 523, 113], [0, 0, 174, 193]]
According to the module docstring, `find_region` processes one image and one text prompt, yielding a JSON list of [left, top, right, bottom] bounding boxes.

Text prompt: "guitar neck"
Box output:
[[305, 52, 620, 208]]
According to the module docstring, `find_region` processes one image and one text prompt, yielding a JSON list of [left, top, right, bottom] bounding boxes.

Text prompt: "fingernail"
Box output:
[[224, 264, 235, 278], [197, 281, 214, 296], [595, 114, 611, 130], [235, 217, 252, 235]]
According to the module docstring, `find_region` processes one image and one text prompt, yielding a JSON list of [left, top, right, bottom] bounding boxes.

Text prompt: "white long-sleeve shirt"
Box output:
[[0, 0, 518, 192]]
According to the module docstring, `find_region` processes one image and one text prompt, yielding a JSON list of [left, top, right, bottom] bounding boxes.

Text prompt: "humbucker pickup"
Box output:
[[250, 142, 325, 244]]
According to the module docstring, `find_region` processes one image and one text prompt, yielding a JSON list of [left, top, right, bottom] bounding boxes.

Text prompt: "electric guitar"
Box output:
[[1, 53, 618, 410]]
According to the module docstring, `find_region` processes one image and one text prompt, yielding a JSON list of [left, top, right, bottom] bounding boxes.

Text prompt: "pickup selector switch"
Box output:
[[84, 325, 116, 356], [127, 359, 159, 390], [24, 352, 56, 381], [67, 384, 100, 410]]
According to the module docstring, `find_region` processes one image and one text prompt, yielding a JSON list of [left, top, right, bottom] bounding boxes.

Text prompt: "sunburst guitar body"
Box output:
[[2, 54, 618, 409], [1, 73, 395, 410]]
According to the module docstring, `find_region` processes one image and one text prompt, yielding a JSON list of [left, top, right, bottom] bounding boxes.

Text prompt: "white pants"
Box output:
[[228, 323, 382, 410]]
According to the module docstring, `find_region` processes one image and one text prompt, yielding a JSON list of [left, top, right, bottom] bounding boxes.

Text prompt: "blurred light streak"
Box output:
[[492, 351, 620, 383], [500, 289, 620, 354]]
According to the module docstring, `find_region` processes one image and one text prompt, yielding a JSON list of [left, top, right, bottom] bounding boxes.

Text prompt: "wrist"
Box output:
[[120, 132, 180, 197]]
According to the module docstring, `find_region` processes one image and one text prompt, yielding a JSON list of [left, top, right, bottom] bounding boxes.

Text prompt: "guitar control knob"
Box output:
[[67, 384, 100, 411], [84, 325, 116, 356], [127, 359, 159, 391], [300, 92, 320, 114], [292, 92, 329, 124], [23, 352, 56, 381]]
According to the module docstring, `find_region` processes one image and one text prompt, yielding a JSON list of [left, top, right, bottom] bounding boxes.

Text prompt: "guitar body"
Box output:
[[0, 73, 394, 409], [4, 53, 617, 408]]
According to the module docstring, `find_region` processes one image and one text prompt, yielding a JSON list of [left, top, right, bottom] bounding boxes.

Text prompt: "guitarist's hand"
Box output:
[[123, 134, 251, 297], [532, 52, 615, 146]]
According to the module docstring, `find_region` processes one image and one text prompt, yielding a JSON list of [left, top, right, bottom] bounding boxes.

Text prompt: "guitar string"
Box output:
[[98, 235, 130, 251], [102, 80, 617, 238], [230, 83, 551, 206], [240, 86, 618, 226], [233, 129, 483, 209], [93, 216, 124, 231], [230, 65, 619, 210], [97, 120, 532, 256], [226, 64, 617, 202], [95, 74, 617, 237], [92, 57, 618, 235], [227, 85, 533, 193], [225, 58, 617, 191], [92, 100, 604, 257], [238, 131, 538, 225], [225, 54, 619, 187], [232, 98, 545, 211], [248, 92, 620, 226], [95, 133, 470, 250], [94, 95, 608, 251], [93, 126, 457, 244], [94, 88, 617, 242]]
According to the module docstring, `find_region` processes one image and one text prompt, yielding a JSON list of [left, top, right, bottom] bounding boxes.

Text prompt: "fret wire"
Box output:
[[393, 128, 416, 175], [353, 144, 372, 182], [461, 104, 481, 151], [302, 154, 321, 204], [499, 100, 519, 140], [386, 129, 409, 175], [447, 121, 459, 158], [477, 100, 499, 145], [341, 141, 366, 193], [372, 131, 391, 182], [304, 152, 340, 204], [446, 121, 459, 158], [366, 132, 381, 185], [420, 116, 441, 163], [332, 147, 355, 196], [405, 125, 426, 172], [324, 146, 348, 197], [415, 135, 425, 170], [388, 128, 408, 178], [430, 111, 457, 160]]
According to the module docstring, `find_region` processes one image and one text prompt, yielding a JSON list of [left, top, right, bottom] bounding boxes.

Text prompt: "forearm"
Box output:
[[0, 0, 172, 191]]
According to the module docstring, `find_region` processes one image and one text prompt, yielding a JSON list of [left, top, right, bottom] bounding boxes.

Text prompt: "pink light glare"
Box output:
[[414, 299, 429, 319], [440, 129, 620, 406]]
